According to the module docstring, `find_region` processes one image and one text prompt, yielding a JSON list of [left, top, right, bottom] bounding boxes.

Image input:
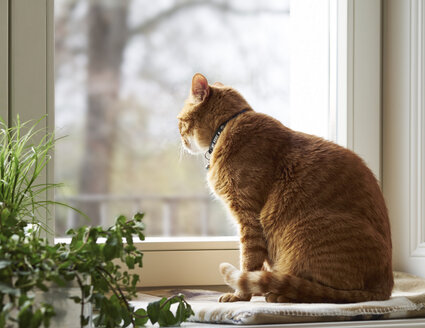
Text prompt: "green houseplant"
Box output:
[[0, 117, 193, 327]]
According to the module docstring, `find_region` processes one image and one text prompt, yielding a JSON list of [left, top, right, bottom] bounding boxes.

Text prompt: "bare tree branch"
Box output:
[[130, 0, 289, 37]]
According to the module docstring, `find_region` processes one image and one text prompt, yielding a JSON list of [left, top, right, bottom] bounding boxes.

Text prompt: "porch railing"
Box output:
[[56, 194, 214, 236]]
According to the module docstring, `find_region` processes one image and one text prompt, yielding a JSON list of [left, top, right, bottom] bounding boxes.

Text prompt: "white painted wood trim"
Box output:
[[338, 0, 382, 181], [54, 237, 240, 287], [54, 236, 240, 251], [46, 0, 55, 241], [409, 0, 425, 258], [0, 0, 8, 122], [9, 0, 47, 122], [8, 0, 54, 236], [335, 0, 352, 149], [134, 238, 239, 286], [136, 236, 239, 251], [353, 0, 382, 181], [383, 0, 425, 277], [137, 249, 239, 287]]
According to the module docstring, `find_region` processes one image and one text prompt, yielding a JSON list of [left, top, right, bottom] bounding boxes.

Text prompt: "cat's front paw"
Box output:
[[219, 292, 251, 302]]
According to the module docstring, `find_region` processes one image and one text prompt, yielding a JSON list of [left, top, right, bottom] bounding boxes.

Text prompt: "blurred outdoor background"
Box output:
[[54, 0, 332, 237]]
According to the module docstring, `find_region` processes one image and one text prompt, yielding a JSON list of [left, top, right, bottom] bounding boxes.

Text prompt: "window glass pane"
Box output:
[[54, 0, 332, 237]]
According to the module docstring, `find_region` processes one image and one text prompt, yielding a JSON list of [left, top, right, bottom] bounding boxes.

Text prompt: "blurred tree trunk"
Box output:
[[79, 1, 129, 224]]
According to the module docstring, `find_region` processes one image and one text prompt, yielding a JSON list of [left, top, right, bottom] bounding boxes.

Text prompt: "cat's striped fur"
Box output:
[[178, 73, 393, 303]]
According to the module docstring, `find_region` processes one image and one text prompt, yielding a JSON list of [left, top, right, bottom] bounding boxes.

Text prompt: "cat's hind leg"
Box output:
[[219, 263, 251, 302], [219, 291, 251, 302], [218, 263, 252, 302], [219, 262, 269, 302], [219, 215, 268, 302], [265, 293, 291, 303]]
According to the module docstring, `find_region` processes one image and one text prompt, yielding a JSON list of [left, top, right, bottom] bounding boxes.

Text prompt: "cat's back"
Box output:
[[215, 110, 376, 189], [215, 111, 390, 237], [285, 129, 388, 223]]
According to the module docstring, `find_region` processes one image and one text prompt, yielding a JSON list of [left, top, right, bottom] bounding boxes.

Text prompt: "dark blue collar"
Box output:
[[205, 109, 249, 170]]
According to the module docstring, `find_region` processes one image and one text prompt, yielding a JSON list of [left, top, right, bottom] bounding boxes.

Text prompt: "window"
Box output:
[[54, 0, 342, 238], [5, 0, 395, 289]]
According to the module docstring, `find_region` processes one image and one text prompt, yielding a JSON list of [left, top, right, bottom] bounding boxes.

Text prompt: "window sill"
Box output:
[[54, 236, 240, 287], [136, 236, 240, 287], [54, 236, 239, 250], [136, 236, 239, 251]]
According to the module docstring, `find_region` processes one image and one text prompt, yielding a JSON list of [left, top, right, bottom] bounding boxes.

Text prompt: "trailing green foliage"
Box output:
[[0, 213, 193, 327], [0, 117, 193, 327]]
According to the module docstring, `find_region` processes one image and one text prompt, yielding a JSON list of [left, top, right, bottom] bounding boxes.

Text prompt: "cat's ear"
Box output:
[[191, 73, 210, 103], [213, 82, 224, 87]]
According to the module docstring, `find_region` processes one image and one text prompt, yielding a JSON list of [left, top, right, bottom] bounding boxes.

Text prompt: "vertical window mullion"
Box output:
[[338, 0, 381, 181], [8, 0, 54, 236], [0, 0, 8, 122]]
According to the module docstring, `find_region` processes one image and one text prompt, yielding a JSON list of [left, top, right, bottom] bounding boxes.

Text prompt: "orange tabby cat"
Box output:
[[177, 73, 393, 303]]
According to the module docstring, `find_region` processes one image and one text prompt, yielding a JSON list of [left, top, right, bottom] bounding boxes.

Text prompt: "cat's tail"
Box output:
[[219, 263, 391, 303]]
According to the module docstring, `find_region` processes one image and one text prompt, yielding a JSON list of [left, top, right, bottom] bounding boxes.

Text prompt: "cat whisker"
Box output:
[[179, 142, 189, 162], [178, 143, 184, 162]]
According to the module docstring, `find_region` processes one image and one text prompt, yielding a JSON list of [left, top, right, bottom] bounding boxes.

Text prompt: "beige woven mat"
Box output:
[[131, 272, 425, 325]]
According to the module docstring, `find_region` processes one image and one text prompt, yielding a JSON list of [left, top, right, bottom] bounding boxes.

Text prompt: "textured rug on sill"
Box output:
[[131, 272, 425, 325]]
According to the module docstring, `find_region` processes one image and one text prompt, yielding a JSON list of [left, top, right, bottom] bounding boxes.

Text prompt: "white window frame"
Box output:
[[383, 0, 425, 278], [0, 0, 8, 121], [5, 0, 55, 239], [338, 0, 382, 180], [6, 0, 384, 288]]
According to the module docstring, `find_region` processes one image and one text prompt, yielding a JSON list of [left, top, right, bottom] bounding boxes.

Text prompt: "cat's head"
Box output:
[[177, 73, 250, 154]]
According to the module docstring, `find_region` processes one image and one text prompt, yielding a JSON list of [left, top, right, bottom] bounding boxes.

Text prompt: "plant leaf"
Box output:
[[147, 299, 161, 324], [134, 308, 149, 326]]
